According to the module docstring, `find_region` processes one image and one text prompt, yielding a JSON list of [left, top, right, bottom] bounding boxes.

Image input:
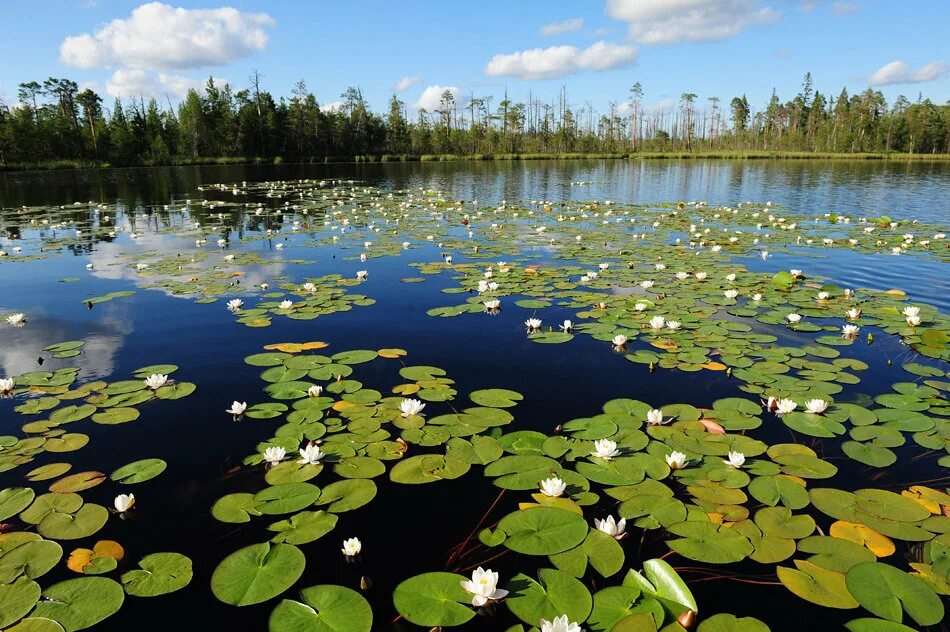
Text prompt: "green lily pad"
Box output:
[[269, 584, 373, 632], [506, 568, 593, 627], [392, 572, 475, 627], [31, 577, 124, 631], [845, 561, 944, 626], [110, 459, 167, 484], [499, 507, 589, 555], [121, 552, 193, 597], [211, 543, 306, 606]]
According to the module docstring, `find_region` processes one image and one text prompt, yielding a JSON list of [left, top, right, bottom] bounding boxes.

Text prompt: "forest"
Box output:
[[1, 72, 948, 169]]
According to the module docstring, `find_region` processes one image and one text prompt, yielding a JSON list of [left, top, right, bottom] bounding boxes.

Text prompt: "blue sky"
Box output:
[[0, 0, 947, 116]]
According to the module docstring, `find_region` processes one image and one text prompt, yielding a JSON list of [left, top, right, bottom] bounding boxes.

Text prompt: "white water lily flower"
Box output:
[[461, 567, 508, 607], [640, 280, 654, 289], [359, 253, 367, 262], [907, 315, 922, 327], [399, 398, 426, 417], [144, 374, 168, 389], [263, 446, 286, 464], [226, 401, 247, 415], [611, 335, 628, 348], [805, 399, 828, 414], [675, 272, 689, 280], [560, 320, 574, 332], [86, 263, 94, 269], [6, 313, 26, 326], [279, 300, 294, 310], [260, 283, 269, 290], [649, 316, 665, 330], [786, 313, 802, 324], [842, 324, 860, 338], [790, 269, 802, 277], [903, 306, 921, 318], [540, 614, 583, 632], [723, 451, 746, 468], [227, 299, 243, 312], [525, 318, 542, 330], [666, 321, 682, 331], [483, 299, 501, 311], [539, 477, 567, 497], [594, 515, 626, 539], [647, 409, 666, 425], [302, 282, 317, 293], [308, 385, 323, 398], [298, 444, 325, 465], [356, 270, 368, 280], [114, 494, 135, 512], [0, 378, 13, 393], [591, 439, 621, 459], [599, 263, 609, 271], [846, 308, 861, 319], [817, 292, 830, 300], [776, 398, 797, 414], [695, 272, 707, 280], [634, 302, 648, 312], [724, 289, 738, 299], [665, 451, 687, 470], [752, 293, 763, 301], [342, 537, 362, 557]]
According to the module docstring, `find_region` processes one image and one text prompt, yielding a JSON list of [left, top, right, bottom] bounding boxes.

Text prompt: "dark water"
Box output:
[[1, 160, 948, 631]]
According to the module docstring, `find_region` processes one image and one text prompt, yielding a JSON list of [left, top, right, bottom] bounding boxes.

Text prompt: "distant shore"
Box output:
[[3, 150, 949, 172]]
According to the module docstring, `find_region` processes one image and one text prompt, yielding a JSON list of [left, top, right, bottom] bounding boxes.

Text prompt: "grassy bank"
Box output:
[[3, 150, 950, 172]]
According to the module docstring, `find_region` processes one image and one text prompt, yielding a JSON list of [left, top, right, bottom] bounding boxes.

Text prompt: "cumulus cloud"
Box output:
[[105, 68, 212, 99], [606, 0, 780, 44], [393, 75, 422, 91], [869, 60, 948, 86], [540, 18, 584, 36], [413, 86, 463, 111], [320, 101, 345, 113], [484, 41, 637, 80], [60, 2, 275, 71]]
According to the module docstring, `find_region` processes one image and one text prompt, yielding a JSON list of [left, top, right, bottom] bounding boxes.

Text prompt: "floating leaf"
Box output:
[[31, 577, 124, 631], [211, 543, 305, 606], [268, 584, 373, 632], [506, 568, 593, 627], [845, 561, 944, 626], [121, 552, 192, 597], [392, 572, 475, 627]]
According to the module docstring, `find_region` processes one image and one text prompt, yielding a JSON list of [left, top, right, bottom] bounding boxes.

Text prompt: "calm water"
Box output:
[[1, 160, 948, 631]]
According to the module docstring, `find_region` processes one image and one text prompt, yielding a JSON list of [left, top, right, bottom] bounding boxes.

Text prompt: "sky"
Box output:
[[0, 0, 947, 116]]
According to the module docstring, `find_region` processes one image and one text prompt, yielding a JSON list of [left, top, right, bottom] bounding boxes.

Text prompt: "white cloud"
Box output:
[[320, 101, 345, 113], [869, 60, 948, 86], [413, 86, 460, 111], [484, 41, 637, 80], [540, 18, 584, 36], [606, 0, 780, 44], [105, 68, 212, 99], [60, 2, 275, 71], [394, 75, 422, 91]]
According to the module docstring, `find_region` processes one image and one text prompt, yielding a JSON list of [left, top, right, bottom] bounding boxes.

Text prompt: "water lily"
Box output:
[[611, 334, 628, 348], [846, 308, 861, 319], [460, 567, 508, 607], [279, 300, 293, 309], [649, 316, 665, 330], [790, 269, 802, 278], [695, 272, 707, 280], [841, 324, 860, 338], [342, 537, 362, 557], [675, 272, 689, 280], [483, 299, 501, 311], [226, 401, 247, 416], [560, 320, 574, 332], [399, 398, 426, 417], [666, 320, 682, 331], [640, 280, 654, 290], [817, 291, 830, 300], [724, 289, 738, 299], [540, 615, 582, 632], [263, 446, 286, 464], [5, 313, 26, 326], [0, 377, 12, 395], [786, 313, 802, 324], [356, 270, 368, 280], [227, 299, 243, 312], [634, 302, 648, 311], [525, 318, 542, 330], [723, 451, 746, 468], [805, 399, 828, 414], [907, 315, 921, 327], [594, 515, 626, 539], [752, 293, 763, 301], [302, 282, 317, 293], [776, 398, 797, 414], [647, 409, 666, 425], [308, 385, 323, 398], [298, 443, 325, 465], [539, 476, 567, 497], [903, 306, 921, 318], [665, 451, 688, 470], [144, 374, 168, 389], [114, 494, 135, 513], [591, 439, 620, 459]]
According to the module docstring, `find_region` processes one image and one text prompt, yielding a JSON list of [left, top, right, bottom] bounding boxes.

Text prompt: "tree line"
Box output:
[[0, 72, 947, 168]]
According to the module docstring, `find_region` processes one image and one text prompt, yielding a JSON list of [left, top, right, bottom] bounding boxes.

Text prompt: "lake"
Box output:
[[1, 159, 948, 632]]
